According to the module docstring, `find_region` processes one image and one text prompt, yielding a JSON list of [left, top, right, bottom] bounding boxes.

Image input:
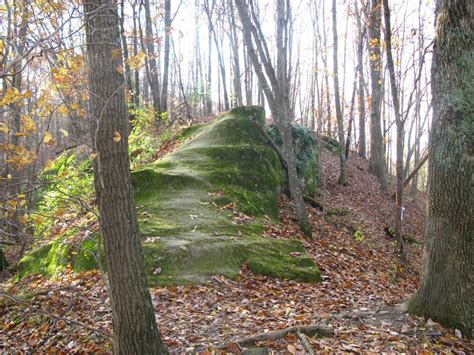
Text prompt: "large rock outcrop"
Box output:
[[19, 106, 321, 285]]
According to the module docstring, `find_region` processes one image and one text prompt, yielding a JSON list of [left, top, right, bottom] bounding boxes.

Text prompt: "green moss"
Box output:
[[174, 123, 208, 141], [266, 125, 319, 196], [142, 235, 320, 286], [18, 235, 103, 278], [246, 239, 321, 283], [73, 236, 104, 272], [20, 106, 321, 285], [227, 105, 265, 125]]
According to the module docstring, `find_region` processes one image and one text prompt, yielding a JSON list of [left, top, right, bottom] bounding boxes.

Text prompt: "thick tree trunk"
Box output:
[[83, 1, 168, 353], [367, 0, 388, 191], [332, 0, 348, 185], [409, 0, 473, 339]]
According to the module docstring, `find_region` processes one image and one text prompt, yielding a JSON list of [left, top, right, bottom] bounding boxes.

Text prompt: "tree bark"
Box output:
[[143, 0, 161, 115], [161, 0, 171, 114], [367, 0, 388, 191], [228, 0, 243, 107], [83, 1, 168, 353], [355, 0, 367, 158], [383, 0, 406, 261], [409, 0, 473, 339], [332, 0, 348, 185], [119, 0, 133, 109]]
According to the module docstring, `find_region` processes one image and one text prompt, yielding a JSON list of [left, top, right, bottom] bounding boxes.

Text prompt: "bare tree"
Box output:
[[142, 0, 161, 115], [354, 0, 368, 158], [382, 0, 405, 261], [235, 0, 312, 238], [367, 0, 388, 191], [332, 0, 348, 185], [161, 0, 171, 113], [204, 0, 230, 111]]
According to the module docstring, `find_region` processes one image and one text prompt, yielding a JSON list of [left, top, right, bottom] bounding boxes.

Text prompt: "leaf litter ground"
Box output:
[[1, 150, 472, 353]]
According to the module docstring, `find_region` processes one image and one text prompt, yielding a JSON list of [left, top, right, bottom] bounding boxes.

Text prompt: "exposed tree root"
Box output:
[[222, 324, 334, 347]]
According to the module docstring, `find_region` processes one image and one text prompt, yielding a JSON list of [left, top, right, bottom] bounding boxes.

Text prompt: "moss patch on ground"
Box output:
[[18, 234, 103, 279], [18, 106, 321, 285]]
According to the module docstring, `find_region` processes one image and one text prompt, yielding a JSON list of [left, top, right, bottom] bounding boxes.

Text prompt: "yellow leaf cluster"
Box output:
[[43, 131, 55, 146], [126, 51, 147, 70], [3, 145, 37, 169], [21, 115, 36, 132], [369, 38, 379, 48], [0, 88, 21, 106]]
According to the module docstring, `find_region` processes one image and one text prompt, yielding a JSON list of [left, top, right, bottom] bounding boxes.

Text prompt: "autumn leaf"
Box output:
[[21, 115, 36, 132], [60, 129, 69, 137], [43, 131, 55, 146], [111, 48, 122, 60], [0, 122, 10, 133], [115, 66, 125, 75], [127, 51, 147, 70], [113, 131, 121, 142]]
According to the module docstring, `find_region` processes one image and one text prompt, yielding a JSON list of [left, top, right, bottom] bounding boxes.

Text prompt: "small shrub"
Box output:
[[353, 228, 365, 243]]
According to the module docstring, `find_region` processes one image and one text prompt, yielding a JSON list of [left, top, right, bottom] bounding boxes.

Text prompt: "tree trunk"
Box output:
[[7, 0, 28, 243], [83, 1, 168, 353], [204, 0, 229, 111], [367, 0, 388, 191], [383, 0, 406, 261], [161, 0, 171, 113], [332, 0, 348, 185], [235, 0, 312, 238], [228, 0, 243, 107], [320, 1, 332, 137], [345, 76, 357, 159], [206, 27, 213, 114], [119, 0, 133, 113], [355, 0, 367, 158], [132, 1, 140, 108], [143, 0, 161, 115], [409, 0, 473, 339]]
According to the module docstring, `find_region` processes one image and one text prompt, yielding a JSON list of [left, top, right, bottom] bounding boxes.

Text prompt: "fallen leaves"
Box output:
[[1, 150, 471, 353]]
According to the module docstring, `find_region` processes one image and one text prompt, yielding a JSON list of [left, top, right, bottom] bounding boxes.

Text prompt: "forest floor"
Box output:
[[1, 147, 473, 353]]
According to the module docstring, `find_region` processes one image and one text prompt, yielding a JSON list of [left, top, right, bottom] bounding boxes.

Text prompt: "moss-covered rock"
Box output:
[[19, 106, 321, 285], [266, 125, 319, 196], [18, 234, 103, 279]]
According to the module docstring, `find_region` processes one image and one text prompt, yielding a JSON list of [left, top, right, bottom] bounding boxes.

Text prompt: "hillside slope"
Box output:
[[2, 125, 471, 353]]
